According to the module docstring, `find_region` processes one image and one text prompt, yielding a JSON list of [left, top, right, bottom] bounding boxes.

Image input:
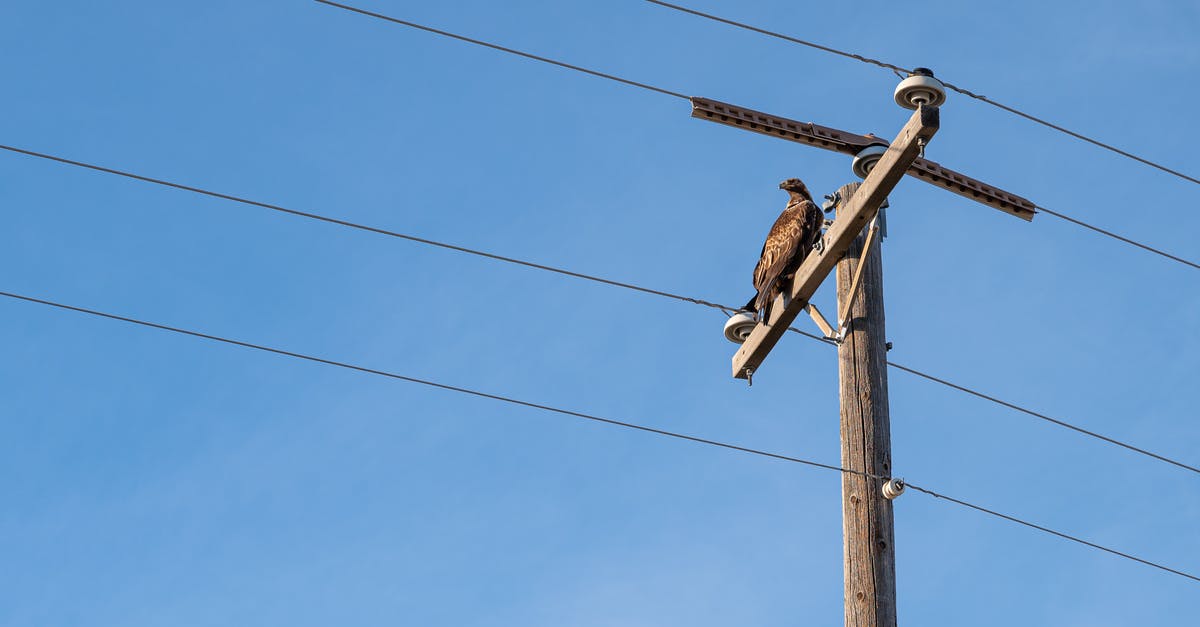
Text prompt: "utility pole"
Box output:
[[697, 70, 1034, 627], [833, 182, 896, 625]]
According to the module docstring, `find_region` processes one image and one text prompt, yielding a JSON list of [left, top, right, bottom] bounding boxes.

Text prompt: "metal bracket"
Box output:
[[836, 217, 881, 336], [804, 303, 840, 342], [822, 191, 840, 213]]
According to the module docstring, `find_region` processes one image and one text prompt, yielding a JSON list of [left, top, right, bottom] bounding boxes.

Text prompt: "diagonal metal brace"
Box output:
[[836, 218, 881, 336], [805, 303, 838, 341]]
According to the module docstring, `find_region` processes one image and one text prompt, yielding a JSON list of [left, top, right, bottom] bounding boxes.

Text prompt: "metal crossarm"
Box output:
[[691, 97, 1036, 221]]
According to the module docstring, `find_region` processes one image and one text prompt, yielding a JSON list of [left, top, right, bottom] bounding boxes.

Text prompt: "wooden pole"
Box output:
[[834, 181, 897, 627]]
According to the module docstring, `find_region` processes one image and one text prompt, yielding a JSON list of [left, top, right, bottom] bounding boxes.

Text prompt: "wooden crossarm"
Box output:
[[731, 105, 939, 379]]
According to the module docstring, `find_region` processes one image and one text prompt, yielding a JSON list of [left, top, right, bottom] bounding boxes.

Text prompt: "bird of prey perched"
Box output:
[[742, 178, 825, 323]]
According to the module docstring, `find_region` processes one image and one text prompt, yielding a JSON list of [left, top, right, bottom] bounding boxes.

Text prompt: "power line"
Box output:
[[645, 0, 913, 75], [884, 353, 1200, 473], [1037, 205, 1200, 271], [759, 323, 1200, 476], [0, 288, 844, 473], [2, 142, 1195, 476], [0, 144, 731, 312], [643, 0, 1200, 188], [907, 484, 1200, 583], [2, 287, 1195, 584], [7, 0, 1191, 595], [313, 0, 688, 100], [311, 1, 1199, 272]]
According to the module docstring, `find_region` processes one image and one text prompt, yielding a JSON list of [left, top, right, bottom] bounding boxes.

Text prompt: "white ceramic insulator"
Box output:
[[723, 311, 757, 344], [882, 478, 906, 500], [852, 144, 889, 179], [894, 74, 947, 109]]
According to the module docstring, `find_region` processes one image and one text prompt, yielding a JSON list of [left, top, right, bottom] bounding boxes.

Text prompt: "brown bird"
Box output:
[[742, 178, 825, 323]]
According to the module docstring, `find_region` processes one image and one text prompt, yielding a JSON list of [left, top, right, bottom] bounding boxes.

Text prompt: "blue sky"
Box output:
[[1, 1, 1197, 625]]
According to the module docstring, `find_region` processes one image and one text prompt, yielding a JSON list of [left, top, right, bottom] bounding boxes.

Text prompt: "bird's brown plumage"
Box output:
[[747, 178, 824, 321]]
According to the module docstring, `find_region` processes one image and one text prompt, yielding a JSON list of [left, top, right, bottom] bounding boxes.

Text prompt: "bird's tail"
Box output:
[[742, 294, 758, 314]]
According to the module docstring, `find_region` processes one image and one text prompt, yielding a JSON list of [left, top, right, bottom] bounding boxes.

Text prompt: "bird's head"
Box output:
[[779, 178, 812, 200]]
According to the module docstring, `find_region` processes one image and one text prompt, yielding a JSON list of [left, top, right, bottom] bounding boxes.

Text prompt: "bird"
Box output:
[[742, 178, 825, 323]]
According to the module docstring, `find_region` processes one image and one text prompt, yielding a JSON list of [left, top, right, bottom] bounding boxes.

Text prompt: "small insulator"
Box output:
[[723, 311, 757, 344], [882, 477, 906, 500], [894, 68, 946, 110], [852, 144, 889, 178]]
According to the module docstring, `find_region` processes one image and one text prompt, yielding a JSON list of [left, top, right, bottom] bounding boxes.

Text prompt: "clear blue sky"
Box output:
[[2, 1, 1197, 625]]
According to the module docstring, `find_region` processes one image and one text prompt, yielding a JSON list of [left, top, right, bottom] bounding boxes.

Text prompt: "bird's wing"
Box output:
[[752, 202, 808, 311], [800, 201, 824, 257]]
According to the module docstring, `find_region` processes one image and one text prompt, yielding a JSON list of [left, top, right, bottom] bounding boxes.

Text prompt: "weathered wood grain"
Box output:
[[835, 181, 897, 627]]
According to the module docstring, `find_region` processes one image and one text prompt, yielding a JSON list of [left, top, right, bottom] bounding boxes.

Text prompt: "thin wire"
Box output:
[[775, 321, 1200, 475], [2, 287, 1195, 584], [0, 289, 862, 478], [2, 142, 1195, 476], [644, 0, 1200, 187], [940, 86, 1200, 187], [6, 2, 1192, 584], [0, 143, 730, 313], [645, 0, 911, 75], [1036, 205, 1200, 270], [307, 2, 1199, 271], [313, 2, 1199, 270], [906, 484, 1200, 583], [884, 359, 1200, 474], [313, 0, 688, 100], [307, 0, 1198, 467]]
